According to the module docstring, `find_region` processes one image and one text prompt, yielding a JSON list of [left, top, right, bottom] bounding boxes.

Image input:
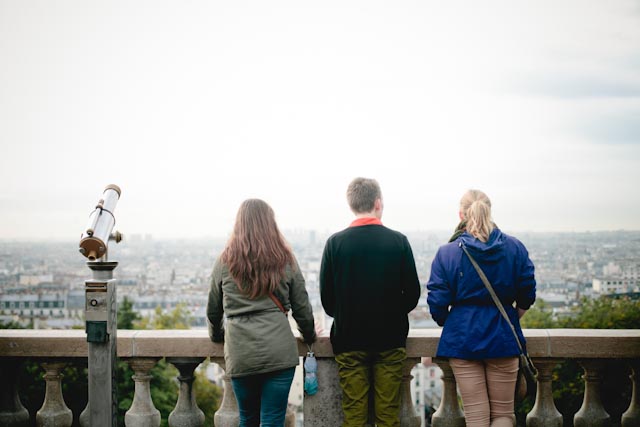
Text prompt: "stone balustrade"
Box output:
[[1, 329, 639, 426]]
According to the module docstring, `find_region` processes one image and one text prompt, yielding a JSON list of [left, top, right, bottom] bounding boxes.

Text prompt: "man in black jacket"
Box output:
[[320, 177, 421, 427]]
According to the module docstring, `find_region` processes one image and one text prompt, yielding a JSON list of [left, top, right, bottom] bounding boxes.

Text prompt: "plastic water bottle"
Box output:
[[304, 347, 318, 395]]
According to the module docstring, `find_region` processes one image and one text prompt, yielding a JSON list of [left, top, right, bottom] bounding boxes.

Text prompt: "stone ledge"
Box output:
[[1, 329, 639, 359]]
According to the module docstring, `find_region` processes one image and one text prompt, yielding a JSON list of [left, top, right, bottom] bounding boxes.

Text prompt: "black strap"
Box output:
[[460, 244, 526, 355]]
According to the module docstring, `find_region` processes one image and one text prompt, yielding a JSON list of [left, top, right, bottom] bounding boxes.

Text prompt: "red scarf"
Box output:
[[349, 217, 383, 227]]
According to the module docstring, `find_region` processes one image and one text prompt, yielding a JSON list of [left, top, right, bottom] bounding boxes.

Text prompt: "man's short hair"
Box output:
[[347, 178, 381, 214]]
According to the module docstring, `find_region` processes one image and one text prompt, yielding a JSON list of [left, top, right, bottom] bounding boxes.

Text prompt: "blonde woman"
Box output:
[[207, 199, 316, 427], [427, 190, 536, 427]]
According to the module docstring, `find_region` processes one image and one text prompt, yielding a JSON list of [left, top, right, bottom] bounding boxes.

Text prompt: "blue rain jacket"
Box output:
[[427, 228, 536, 359]]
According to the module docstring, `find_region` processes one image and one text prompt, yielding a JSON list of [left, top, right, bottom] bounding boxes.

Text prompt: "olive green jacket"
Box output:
[[206, 257, 316, 378]]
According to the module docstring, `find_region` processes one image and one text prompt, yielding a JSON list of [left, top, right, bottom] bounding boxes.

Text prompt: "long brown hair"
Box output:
[[220, 199, 295, 299]]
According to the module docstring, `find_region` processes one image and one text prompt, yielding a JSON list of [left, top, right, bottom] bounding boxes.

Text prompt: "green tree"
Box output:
[[137, 303, 192, 330], [560, 296, 640, 329], [520, 299, 555, 329], [118, 296, 141, 329]]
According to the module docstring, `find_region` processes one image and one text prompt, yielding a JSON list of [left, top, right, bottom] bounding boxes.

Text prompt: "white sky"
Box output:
[[1, 1, 639, 240]]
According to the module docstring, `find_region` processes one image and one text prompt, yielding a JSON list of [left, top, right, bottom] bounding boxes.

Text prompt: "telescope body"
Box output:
[[79, 184, 121, 260]]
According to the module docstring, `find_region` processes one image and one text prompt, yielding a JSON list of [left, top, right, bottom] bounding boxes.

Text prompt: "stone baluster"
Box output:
[[304, 357, 343, 427], [166, 357, 206, 427], [400, 357, 421, 427], [431, 358, 465, 427], [0, 358, 30, 427], [36, 361, 73, 427], [78, 359, 89, 427], [125, 358, 161, 427], [79, 403, 89, 427], [574, 359, 611, 427], [622, 360, 640, 427], [526, 358, 562, 427], [211, 357, 239, 427]]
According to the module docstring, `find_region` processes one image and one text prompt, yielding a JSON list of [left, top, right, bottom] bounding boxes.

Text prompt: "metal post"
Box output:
[[85, 260, 119, 427], [79, 184, 122, 427]]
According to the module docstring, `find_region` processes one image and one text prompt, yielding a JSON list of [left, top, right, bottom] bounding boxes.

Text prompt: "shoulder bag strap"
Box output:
[[269, 292, 287, 314], [460, 244, 525, 355]]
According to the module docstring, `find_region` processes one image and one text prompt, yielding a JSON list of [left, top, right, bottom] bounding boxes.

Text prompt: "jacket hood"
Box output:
[[459, 228, 505, 263]]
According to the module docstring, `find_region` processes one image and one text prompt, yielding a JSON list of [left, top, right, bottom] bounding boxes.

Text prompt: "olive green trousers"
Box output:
[[335, 347, 406, 427]]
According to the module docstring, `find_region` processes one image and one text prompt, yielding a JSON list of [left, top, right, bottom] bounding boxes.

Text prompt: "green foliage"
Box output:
[[137, 303, 192, 330], [194, 360, 223, 426], [151, 360, 180, 427], [118, 296, 141, 329], [520, 299, 555, 329], [117, 361, 135, 425], [0, 319, 25, 329], [558, 296, 640, 329]]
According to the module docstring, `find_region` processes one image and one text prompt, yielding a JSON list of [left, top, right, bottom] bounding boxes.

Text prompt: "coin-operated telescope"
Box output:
[[79, 184, 122, 261], [79, 184, 122, 427]]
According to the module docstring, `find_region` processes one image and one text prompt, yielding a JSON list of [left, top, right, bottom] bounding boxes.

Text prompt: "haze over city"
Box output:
[[1, 1, 639, 240]]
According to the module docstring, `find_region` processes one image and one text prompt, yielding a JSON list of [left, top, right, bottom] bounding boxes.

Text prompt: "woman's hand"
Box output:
[[517, 308, 527, 319]]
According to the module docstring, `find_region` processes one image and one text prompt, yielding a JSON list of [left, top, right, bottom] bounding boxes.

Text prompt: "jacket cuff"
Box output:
[[212, 330, 225, 343], [208, 322, 225, 343], [303, 331, 317, 344]]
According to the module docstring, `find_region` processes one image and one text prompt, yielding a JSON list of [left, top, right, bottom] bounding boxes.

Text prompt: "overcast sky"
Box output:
[[1, 1, 639, 240]]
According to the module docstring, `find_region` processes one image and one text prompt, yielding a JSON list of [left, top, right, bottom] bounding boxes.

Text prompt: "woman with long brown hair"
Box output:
[[207, 199, 316, 427]]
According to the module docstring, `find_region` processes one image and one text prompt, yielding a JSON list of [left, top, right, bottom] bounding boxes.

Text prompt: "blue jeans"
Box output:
[[231, 367, 295, 427]]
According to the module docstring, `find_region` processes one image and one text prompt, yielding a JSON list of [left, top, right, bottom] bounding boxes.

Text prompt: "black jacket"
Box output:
[[320, 224, 421, 354]]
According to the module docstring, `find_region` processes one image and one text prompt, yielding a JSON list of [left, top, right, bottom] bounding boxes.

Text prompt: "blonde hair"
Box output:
[[220, 199, 295, 299], [460, 189, 494, 242]]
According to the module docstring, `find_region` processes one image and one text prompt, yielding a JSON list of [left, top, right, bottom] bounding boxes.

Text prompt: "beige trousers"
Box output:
[[449, 357, 519, 427]]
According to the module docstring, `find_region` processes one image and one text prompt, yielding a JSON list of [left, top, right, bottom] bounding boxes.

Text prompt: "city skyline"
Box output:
[[1, 1, 639, 239]]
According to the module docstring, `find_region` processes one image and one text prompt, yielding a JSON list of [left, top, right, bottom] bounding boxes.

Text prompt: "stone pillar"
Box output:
[[400, 358, 421, 427], [125, 358, 161, 427], [574, 359, 611, 427], [211, 357, 239, 427], [304, 357, 343, 427], [431, 358, 465, 427], [36, 361, 73, 427], [167, 357, 206, 427], [622, 360, 640, 427], [0, 358, 30, 427], [526, 358, 562, 427]]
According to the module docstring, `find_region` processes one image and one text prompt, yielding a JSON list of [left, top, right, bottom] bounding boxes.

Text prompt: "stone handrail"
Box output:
[[1, 329, 639, 426], [2, 328, 639, 358]]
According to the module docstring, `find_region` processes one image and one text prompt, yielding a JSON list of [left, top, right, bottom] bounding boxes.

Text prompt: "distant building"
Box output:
[[593, 277, 639, 295], [19, 274, 53, 286], [411, 359, 442, 427], [0, 292, 80, 328]]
